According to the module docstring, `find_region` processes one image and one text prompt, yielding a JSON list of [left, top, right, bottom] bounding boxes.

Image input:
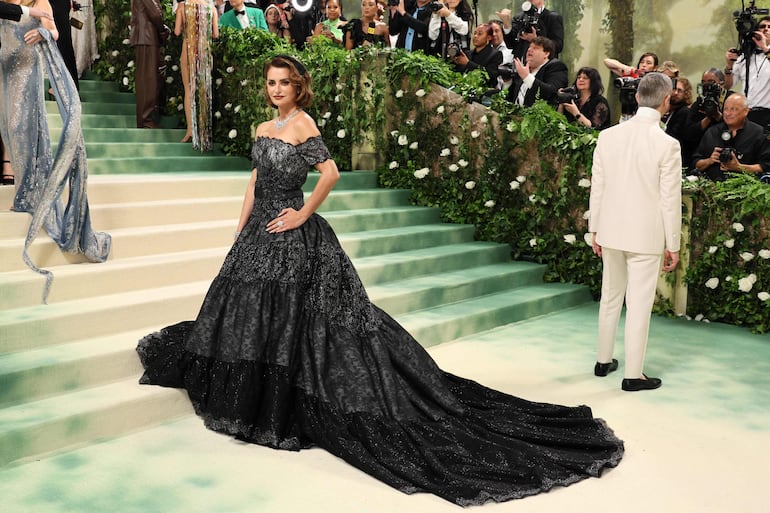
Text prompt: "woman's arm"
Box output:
[[174, 4, 184, 36], [211, 8, 219, 39], [603, 58, 632, 77]]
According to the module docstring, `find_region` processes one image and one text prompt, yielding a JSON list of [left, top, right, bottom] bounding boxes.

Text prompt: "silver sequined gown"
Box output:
[[0, 16, 110, 301], [137, 136, 624, 506]]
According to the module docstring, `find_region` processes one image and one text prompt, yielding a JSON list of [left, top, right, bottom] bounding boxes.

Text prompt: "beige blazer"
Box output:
[[589, 107, 682, 255]]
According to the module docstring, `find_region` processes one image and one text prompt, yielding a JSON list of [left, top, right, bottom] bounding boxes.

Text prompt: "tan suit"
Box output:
[[589, 107, 682, 378], [130, 0, 164, 128]]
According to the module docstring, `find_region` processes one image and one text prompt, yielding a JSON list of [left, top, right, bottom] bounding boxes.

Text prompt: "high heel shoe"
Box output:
[[1, 160, 14, 185]]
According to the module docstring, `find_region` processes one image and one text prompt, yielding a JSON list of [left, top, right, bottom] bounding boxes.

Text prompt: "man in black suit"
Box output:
[[0, 3, 53, 21], [506, 36, 567, 107], [389, 0, 433, 53], [453, 23, 503, 90], [50, 0, 78, 89]]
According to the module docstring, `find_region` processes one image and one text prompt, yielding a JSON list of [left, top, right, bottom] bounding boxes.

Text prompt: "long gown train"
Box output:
[[137, 136, 623, 506]]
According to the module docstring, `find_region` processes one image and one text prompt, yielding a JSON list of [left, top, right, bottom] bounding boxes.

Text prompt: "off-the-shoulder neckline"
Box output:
[[255, 135, 322, 147]]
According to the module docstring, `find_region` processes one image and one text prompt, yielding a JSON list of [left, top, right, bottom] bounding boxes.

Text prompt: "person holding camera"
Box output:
[[682, 68, 735, 171], [312, 0, 346, 45], [724, 16, 770, 131], [691, 93, 770, 181], [506, 36, 567, 107], [557, 67, 610, 130], [427, 0, 471, 59], [344, 0, 389, 49], [452, 23, 502, 89], [495, 2, 563, 64], [388, 0, 432, 52]]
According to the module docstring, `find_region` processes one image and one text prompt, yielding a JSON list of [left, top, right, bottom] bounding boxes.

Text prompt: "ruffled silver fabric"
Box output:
[[0, 17, 110, 303]]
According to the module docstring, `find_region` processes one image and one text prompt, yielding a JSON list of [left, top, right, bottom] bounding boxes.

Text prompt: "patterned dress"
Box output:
[[183, 1, 214, 151]]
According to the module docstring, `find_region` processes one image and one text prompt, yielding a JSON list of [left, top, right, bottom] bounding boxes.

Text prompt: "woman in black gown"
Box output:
[[137, 55, 624, 506]]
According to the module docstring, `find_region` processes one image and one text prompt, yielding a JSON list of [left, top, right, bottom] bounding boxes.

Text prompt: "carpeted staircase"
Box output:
[[0, 78, 592, 468]]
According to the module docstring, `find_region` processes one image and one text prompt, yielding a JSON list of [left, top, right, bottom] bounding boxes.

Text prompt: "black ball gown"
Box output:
[[137, 135, 624, 506]]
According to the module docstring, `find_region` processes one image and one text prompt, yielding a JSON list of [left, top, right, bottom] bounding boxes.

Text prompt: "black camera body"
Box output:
[[733, 1, 770, 54], [698, 82, 723, 119], [446, 42, 461, 59], [719, 146, 737, 164], [428, 1, 444, 13], [498, 63, 514, 81], [388, 0, 399, 6], [614, 76, 640, 108], [555, 86, 579, 104], [512, 1, 540, 37]]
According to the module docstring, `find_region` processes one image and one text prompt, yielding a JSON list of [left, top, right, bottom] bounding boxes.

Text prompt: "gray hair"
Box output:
[[706, 67, 726, 83], [636, 72, 673, 108]]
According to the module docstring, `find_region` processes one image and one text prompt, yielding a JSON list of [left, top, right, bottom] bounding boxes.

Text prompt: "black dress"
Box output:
[[137, 136, 624, 506]]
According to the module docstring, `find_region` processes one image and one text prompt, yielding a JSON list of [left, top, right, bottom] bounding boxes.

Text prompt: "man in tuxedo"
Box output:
[[453, 23, 503, 90], [219, 0, 268, 30], [130, 0, 166, 128], [506, 36, 567, 107], [589, 72, 682, 392], [0, 3, 52, 21]]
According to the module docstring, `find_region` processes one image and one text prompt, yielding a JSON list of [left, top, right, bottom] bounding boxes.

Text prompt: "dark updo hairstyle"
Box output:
[[574, 66, 604, 97], [263, 55, 314, 109]]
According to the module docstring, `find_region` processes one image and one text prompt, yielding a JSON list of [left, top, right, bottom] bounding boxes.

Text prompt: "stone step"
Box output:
[[50, 127, 188, 143], [46, 100, 135, 116], [47, 114, 137, 129]]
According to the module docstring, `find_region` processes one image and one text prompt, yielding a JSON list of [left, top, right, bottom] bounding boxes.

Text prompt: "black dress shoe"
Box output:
[[594, 359, 618, 377], [622, 375, 662, 391]]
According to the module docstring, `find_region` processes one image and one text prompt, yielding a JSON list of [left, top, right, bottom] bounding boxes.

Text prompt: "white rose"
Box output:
[[740, 252, 755, 262], [414, 168, 430, 179], [471, 130, 480, 138], [228, 129, 237, 139], [759, 249, 770, 259], [529, 238, 537, 247], [437, 105, 445, 114], [529, 194, 538, 203], [484, 200, 495, 208], [395, 89, 404, 98], [448, 164, 459, 172], [163, 55, 171, 62], [319, 112, 330, 120], [726, 276, 733, 282], [578, 178, 591, 188], [215, 78, 222, 86], [409, 142, 419, 149], [226, 66, 234, 73], [694, 314, 704, 321], [685, 175, 699, 182], [214, 111, 221, 119], [440, 148, 451, 157], [582, 210, 590, 220], [389, 161, 399, 169], [166, 77, 174, 84], [509, 181, 520, 190], [480, 115, 488, 124], [738, 276, 755, 293], [724, 239, 735, 248], [122, 39, 130, 45], [506, 121, 515, 132], [224, 103, 232, 110], [465, 181, 476, 190], [177, 103, 184, 111], [415, 89, 426, 97], [516, 175, 527, 183], [458, 159, 468, 167], [127, 60, 134, 68], [317, 119, 326, 127], [449, 136, 459, 145], [563, 234, 577, 244], [240, 79, 249, 86], [406, 119, 415, 126], [334, 95, 340, 103], [171, 65, 179, 72], [708, 246, 718, 254], [748, 273, 757, 284], [583, 232, 593, 246], [122, 77, 129, 86], [111, 50, 119, 57], [758, 292, 770, 301], [705, 277, 720, 289], [337, 115, 344, 122], [390, 130, 399, 137], [108, 66, 115, 74], [234, 105, 241, 113], [732, 222, 745, 232], [336, 83, 344, 91], [398, 135, 408, 146], [337, 129, 346, 139]]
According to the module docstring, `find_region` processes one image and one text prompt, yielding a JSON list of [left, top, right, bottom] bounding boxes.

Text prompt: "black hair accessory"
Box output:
[[275, 54, 307, 77]]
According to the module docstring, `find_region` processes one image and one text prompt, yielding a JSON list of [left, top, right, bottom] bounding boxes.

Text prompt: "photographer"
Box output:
[[452, 23, 503, 89], [389, 0, 433, 53], [557, 67, 610, 130], [683, 69, 735, 170], [692, 93, 770, 181], [506, 36, 566, 107], [428, 0, 472, 59], [663, 77, 694, 166], [724, 15, 770, 130], [495, 2, 563, 63], [605, 52, 658, 121]]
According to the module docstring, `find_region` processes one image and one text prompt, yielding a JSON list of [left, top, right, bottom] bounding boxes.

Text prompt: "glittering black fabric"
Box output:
[[137, 136, 624, 506]]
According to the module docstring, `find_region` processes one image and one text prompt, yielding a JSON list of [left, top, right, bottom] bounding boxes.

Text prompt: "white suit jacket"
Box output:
[[589, 107, 682, 254]]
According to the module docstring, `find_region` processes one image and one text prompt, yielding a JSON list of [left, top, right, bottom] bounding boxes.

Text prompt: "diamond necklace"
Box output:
[[275, 109, 301, 130]]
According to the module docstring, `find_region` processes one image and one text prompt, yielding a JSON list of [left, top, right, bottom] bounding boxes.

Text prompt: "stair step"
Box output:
[[47, 114, 137, 129], [46, 100, 135, 116], [0, 377, 193, 467], [50, 127, 188, 143]]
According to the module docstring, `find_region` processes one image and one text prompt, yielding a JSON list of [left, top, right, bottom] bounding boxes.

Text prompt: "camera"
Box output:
[[613, 76, 640, 110], [759, 172, 770, 183], [72, 1, 82, 11], [511, 1, 540, 37], [428, 1, 444, 13], [555, 86, 579, 104], [446, 42, 461, 59], [697, 82, 723, 119], [733, 0, 770, 54], [719, 131, 737, 164], [498, 63, 514, 81]]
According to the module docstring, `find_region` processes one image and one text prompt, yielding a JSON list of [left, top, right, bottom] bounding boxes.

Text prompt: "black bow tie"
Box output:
[[235, 10, 246, 16]]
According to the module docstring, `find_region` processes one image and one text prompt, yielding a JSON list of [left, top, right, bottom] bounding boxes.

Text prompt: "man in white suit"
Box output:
[[589, 72, 682, 392]]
